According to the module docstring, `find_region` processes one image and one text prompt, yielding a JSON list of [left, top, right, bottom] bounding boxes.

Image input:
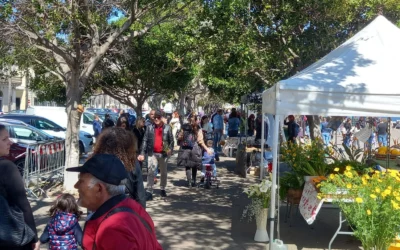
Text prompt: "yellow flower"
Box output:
[[378, 179, 382, 183], [317, 195, 322, 200], [346, 166, 352, 171], [382, 192, 388, 198], [362, 179, 367, 185], [384, 189, 391, 195], [344, 171, 353, 178], [396, 197, 400, 202], [370, 194, 377, 199], [355, 197, 363, 203], [367, 209, 371, 215], [375, 188, 381, 193], [390, 171, 397, 177], [334, 167, 339, 172], [392, 201, 400, 210], [293, 163, 297, 167], [346, 183, 352, 189], [388, 186, 393, 190], [363, 174, 370, 180], [329, 174, 335, 180]]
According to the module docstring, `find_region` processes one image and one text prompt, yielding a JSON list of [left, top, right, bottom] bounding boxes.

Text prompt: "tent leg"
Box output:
[[260, 114, 265, 180], [269, 115, 281, 250]]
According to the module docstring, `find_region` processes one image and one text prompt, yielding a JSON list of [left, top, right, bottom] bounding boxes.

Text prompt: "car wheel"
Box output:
[[15, 158, 25, 176], [79, 141, 84, 155]]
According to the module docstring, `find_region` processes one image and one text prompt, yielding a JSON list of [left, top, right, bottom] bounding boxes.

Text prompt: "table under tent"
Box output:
[[260, 15, 400, 249]]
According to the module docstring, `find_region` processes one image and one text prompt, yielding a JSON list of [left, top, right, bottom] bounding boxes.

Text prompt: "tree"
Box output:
[[0, 0, 192, 189], [195, 0, 400, 103], [92, 23, 193, 117]]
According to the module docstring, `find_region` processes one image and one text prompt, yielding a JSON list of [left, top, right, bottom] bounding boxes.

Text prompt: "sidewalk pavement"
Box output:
[[31, 154, 361, 250]]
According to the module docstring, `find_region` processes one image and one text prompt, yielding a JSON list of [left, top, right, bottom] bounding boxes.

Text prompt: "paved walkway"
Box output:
[[31, 154, 361, 250]]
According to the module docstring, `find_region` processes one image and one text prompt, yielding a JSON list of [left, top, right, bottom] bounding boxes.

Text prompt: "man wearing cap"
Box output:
[[67, 154, 161, 250], [138, 110, 174, 198]]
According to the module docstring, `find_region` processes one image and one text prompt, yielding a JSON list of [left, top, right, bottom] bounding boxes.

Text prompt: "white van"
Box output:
[[26, 106, 100, 137]]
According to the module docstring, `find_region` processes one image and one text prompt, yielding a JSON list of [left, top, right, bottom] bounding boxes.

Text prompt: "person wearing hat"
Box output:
[[138, 110, 174, 198], [67, 154, 161, 250], [284, 115, 298, 144], [102, 113, 115, 129]]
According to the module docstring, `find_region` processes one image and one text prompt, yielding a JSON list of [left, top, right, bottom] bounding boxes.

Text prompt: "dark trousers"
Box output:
[[186, 167, 197, 182]]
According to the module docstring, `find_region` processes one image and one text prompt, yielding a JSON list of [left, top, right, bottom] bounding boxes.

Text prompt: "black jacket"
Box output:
[[140, 123, 174, 156], [125, 161, 146, 208], [0, 160, 38, 250]]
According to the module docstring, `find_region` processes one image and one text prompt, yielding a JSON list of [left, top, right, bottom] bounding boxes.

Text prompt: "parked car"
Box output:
[[0, 119, 60, 174], [95, 112, 119, 123], [9, 110, 26, 114], [0, 114, 93, 154]]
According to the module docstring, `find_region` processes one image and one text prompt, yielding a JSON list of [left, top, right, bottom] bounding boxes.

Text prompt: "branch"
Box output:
[[33, 59, 66, 82], [15, 21, 74, 67]]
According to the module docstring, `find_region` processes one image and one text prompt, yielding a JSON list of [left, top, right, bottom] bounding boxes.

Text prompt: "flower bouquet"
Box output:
[[242, 179, 272, 242], [319, 166, 400, 250]]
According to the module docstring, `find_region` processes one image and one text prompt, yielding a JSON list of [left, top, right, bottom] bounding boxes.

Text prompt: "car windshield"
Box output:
[[15, 124, 54, 141], [83, 112, 95, 124]]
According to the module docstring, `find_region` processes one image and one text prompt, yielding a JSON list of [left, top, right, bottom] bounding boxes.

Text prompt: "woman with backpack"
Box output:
[[177, 112, 212, 187]]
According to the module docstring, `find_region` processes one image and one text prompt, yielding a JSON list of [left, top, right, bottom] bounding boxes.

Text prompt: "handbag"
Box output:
[[0, 194, 35, 247], [191, 142, 203, 169]]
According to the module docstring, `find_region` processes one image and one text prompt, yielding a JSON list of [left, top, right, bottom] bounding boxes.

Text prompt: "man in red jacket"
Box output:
[[67, 154, 162, 250]]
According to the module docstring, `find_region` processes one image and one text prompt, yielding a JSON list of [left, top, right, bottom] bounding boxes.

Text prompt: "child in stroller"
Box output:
[[199, 140, 220, 189]]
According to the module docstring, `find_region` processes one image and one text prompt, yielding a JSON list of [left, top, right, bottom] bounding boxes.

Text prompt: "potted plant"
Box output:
[[242, 179, 272, 242], [319, 166, 400, 250], [281, 141, 332, 181], [279, 171, 304, 201]]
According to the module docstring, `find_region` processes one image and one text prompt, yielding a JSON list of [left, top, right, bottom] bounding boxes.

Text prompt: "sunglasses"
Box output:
[[154, 116, 161, 120]]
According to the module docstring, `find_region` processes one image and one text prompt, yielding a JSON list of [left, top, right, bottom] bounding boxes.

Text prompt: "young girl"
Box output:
[[40, 194, 83, 250]]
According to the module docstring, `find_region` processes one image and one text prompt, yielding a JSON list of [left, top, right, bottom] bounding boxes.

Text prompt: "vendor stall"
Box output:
[[262, 15, 400, 249]]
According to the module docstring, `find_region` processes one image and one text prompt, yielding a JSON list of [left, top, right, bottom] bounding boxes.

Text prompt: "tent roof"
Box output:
[[262, 15, 400, 117]]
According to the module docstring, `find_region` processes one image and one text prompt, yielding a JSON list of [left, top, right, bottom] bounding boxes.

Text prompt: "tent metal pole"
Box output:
[[260, 114, 265, 180], [269, 114, 281, 250]]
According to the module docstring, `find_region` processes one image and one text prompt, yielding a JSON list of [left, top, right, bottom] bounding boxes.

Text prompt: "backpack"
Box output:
[[177, 124, 197, 147], [294, 123, 300, 137]]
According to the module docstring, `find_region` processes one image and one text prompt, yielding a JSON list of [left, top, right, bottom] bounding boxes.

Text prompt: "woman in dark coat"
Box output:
[[0, 124, 39, 250], [91, 127, 146, 208], [177, 112, 212, 187], [247, 114, 255, 136], [132, 117, 146, 153]]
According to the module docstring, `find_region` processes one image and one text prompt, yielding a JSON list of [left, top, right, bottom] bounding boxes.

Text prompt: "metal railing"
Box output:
[[22, 140, 65, 198]]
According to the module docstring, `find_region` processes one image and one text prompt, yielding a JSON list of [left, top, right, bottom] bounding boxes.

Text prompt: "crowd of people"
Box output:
[[2, 106, 258, 250], [285, 115, 390, 150]]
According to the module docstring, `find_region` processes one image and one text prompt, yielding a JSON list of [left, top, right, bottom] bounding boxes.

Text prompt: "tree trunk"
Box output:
[[306, 115, 322, 141], [134, 99, 144, 117], [179, 91, 186, 117], [63, 73, 84, 191]]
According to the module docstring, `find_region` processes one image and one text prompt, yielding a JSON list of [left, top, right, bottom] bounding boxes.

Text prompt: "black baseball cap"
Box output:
[[66, 154, 127, 185]]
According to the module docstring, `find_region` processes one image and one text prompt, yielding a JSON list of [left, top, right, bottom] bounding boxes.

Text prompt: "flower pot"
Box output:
[[287, 188, 303, 204], [304, 176, 319, 182], [254, 208, 269, 242]]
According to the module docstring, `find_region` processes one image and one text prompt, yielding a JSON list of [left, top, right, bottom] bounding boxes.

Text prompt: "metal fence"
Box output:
[[22, 140, 66, 198]]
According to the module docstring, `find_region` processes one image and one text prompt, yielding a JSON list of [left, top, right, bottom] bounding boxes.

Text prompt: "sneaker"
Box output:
[[200, 177, 205, 183], [160, 190, 167, 197], [154, 178, 158, 184], [145, 192, 153, 201], [191, 181, 196, 187]]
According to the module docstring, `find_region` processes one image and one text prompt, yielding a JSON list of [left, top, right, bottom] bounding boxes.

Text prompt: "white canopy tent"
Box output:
[[261, 15, 400, 249]]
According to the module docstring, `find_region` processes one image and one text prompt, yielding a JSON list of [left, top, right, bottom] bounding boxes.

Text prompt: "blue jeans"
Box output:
[[322, 133, 331, 146], [343, 134, 351, 147], [378, 134, 387, 146], [201, 164, 217, 177], [213, 131, 222, 155]]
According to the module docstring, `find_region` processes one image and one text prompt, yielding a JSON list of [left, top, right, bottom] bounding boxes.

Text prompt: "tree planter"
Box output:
[[254, 208, 269, 242]]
